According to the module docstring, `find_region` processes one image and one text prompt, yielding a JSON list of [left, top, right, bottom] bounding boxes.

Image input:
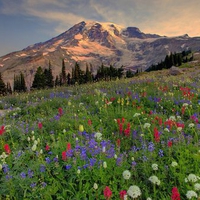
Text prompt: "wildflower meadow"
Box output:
[[0, 69, 200, 199]]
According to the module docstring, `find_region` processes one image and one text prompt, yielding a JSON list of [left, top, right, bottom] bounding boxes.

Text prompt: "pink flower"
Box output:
[[45, 145, 50, 151], [119, 190, 127, 199], [38, 122, 42, 129], [104, 186, 112, 200]]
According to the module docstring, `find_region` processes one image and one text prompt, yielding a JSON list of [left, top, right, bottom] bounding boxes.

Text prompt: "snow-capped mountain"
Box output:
[[1, 20, 200, 87]]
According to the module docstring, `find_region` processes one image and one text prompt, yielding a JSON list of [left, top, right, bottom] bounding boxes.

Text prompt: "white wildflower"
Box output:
[[169, 116, 176, 121], [127, 185, 141, 199], [152, 163, 158, 171], [0, 152, 8, 160], [187, 174, 198, 182], [40, 149, 43, 154], [194, 183, 200, 191], [77, 169, 81, 174], [186, 190, 197, 199], [147, 198, 152, 200], [188, 123, 195, 128], [31, 135, 35, 141], [143, 123, 151, 129], [94, 132, 102, 141], [103, 161, 107, 168], [93, 183, 98, 190], [164, 128, 170, 132], [34, 140, 38, 145], [133, 113, 141, 117], [63, 129, 66, 133], [31, 144, 37, 151], [124, 195, 128, 200], [177, 116, 181, 120], [149, 175, 161, 185], [102, 146, 106, 153], [183, 103, 189, 107], [177, 127, 182, 132], [171, 161, 178, 167], [114, 154, 118, 159], [27, 137, 30, 142], [122, 170, 131, 180]]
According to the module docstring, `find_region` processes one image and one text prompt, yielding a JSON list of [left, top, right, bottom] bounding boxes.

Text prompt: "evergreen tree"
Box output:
[[6, 82, 12, 94], [61, 59, 67, 85], [0, 73, 6, 95], [126, 69, 134, 78], [117, 65, 124, 79], [46, 62, 54, 88], [20, 72, 26, 92], [67, 73, 71, 85], [55, 75, 59, 87], [85, 64, 92, 83], [32, 67, 45, 89]]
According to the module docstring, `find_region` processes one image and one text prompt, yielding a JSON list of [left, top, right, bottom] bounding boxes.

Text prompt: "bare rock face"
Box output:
[[169, 66, 184, 75], [1, 20, 200, 86]]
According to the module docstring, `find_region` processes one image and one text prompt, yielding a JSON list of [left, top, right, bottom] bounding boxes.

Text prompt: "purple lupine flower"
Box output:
[[89, 158, 97, 167], [65, 165, 72, 170], [28, 169, 34, 178], [2, 164, 9, 174], [158, 149, 164, 157], [45, 157, 51, 164], [132, 161, 137, 167], [40, 165, 46, 172], [20, 172, 26, 179], [148, 142, 155, 152], [41, 182, 47, 187], [30, 182, 37, 188]]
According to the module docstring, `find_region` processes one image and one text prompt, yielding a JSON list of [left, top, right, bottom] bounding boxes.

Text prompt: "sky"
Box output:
[[0, 0, 200, 56]]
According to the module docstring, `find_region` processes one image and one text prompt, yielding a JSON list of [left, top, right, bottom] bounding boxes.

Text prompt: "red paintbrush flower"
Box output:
[[117, 139, 121, 147], [67, 142, 71, 151], [88, 119, 92, 126], [0, 125, 5, 135], [154, 127, 160, 142], [171, 187, 181, 200], [58, 107, 63, 116], [4, 144, 11, 154], [168, 141, 173, 147], [62, 151, 67, 161]]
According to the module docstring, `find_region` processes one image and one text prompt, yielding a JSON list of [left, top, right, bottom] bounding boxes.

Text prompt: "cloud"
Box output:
[[1, 0, 200, 36]]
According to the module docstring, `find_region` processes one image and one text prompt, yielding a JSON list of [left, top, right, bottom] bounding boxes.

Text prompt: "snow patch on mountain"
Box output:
[[3, 57, 10, 61]]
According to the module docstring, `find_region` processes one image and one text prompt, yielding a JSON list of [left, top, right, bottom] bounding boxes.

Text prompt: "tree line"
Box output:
[[146, 50, 193, 72], [0, 60, 138, 95]]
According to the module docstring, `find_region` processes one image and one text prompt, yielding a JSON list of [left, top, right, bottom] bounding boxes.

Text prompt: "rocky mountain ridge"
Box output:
[[1, 20, 200, 87]]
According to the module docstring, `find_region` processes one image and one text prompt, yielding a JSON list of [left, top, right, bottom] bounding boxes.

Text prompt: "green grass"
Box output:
[[0, 70, 200, 200]]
